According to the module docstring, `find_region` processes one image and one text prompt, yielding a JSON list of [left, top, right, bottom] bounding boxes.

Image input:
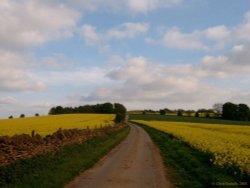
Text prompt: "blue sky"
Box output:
[[0, 0, 250, 118]]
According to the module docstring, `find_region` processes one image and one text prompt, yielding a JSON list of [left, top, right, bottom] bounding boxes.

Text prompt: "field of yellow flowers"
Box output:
[[133, 120, 250, 175], [0, 114, 115, 137]]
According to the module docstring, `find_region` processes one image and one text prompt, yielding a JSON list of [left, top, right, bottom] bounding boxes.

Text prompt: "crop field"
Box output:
[[132, 120, 250, 175], [129, 114, 250, 125], [0, 114, 115, 137]]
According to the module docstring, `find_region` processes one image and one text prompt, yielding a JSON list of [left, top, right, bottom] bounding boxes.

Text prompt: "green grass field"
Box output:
[[129, 114, 250, 125]]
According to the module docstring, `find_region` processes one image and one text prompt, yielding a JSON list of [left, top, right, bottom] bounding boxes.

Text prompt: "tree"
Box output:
[[238, 104, 250, 121], [113, 103, 127, 123], [159, 109, 166, 115], [101, 102, 114, 113], [114, 103, 127, 114], [222, 102, 238, 120], [9, 115, 13, 119], [49, 106, 64, 115], [222, 102, 250, 121], [213, 103, 223, 115], [115, 113, 126, 123], [177, 110, 183, 116], [195, 112, 199, 117], [35, 113, 40, 117], [20, 114, 25, 118]]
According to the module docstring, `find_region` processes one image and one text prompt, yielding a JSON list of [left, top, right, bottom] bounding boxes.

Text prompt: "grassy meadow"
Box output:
[[0, 114, 115, 137]]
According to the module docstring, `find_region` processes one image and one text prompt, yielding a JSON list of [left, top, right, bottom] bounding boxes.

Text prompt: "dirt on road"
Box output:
[[65, 123, 174, 188]]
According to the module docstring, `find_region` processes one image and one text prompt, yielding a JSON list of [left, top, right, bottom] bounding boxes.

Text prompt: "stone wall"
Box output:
[[0, 124, 125, 166]]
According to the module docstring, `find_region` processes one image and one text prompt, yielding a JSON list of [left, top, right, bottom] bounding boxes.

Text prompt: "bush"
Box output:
[[159, 109, 166, 115], [177, 110, 183, 116], [115, 113, 125, 123]]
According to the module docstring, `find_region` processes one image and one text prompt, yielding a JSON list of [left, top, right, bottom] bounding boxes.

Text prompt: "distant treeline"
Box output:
[[141, 102, 250, 121], [48, 102, 127, 123]]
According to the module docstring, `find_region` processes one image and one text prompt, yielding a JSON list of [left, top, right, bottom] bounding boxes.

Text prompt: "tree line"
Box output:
[[222, 102, 250, 121], [48, 102, 127, 123], [145, 102, 250, 121]]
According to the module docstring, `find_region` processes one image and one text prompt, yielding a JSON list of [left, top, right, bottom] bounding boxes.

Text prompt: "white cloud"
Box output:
[[201, 44, 250, 78], [162, 28, 208, 50], [66, 0, 182, 13], [0, 96, 18, 104], [157, 11, 250, 51], [106, 22, 149, 39], [235, 11, 250, 41], [81, 25, 101, 46], [78, 56, 240, 109], [0, 0, 80, 50], [0, 50, 46, 92], [80, 22, 149, 49], [204, 25, 231, 40], [127, 0, 181, 13], [232, 44, 244, 52]]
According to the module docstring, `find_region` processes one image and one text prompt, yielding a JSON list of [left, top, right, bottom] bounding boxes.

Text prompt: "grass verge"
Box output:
[[0, 126, 130, 188], [129, 114, 250, 125], [134, 122, 249, 188]]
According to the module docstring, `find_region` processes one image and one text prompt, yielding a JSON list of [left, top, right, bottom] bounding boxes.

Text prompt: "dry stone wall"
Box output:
[[0, 124, 125, 166]]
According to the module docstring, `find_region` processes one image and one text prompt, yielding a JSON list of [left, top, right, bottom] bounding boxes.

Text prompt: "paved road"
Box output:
[[65, 123, 173, 188]]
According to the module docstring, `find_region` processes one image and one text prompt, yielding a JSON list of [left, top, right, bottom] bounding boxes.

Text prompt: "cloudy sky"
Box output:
[[1, 0, 250, 118]]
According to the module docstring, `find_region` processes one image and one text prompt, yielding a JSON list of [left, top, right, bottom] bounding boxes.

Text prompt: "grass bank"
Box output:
[[129, 114, 250, 125], [0, 126, 130, 188], [134, 122, 248, 187]]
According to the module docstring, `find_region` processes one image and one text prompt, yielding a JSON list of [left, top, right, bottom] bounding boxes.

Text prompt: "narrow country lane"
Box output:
[[65, 123, 173, 188]]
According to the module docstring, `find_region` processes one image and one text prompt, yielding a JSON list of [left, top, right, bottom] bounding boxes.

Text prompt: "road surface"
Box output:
[[65, 123, 173, 188]]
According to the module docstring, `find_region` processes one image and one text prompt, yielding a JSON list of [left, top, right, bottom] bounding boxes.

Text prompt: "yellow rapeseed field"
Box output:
[[0, 114, 115, 137], [133, 120, 250, 174]]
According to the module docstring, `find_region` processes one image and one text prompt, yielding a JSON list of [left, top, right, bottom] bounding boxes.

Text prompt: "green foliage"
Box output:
[[114, 103, 127, 114], [8, 115, 13, 119], [48, 102, 127, 116], [0, 126, 129, 188], [222, 102, 250, 121], [101, 102, 114, 113], [195, 112, 199, 118], [177, 110, 183, 116], [137, 123, 247, 188], [20, 114, 25, 118], [159, 109, 166, 115], [129, 114, 250, 125], [114, 113, 125, 123]]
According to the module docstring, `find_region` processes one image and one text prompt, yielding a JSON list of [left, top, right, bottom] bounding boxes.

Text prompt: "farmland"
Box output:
[[129, 114, 250, 125], [132, 120, 250, 175], [0, 114, 115, 137]]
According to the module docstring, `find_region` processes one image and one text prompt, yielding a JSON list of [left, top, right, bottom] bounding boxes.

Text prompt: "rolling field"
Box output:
[[0, 114, 115, 137], [132, 120, 250, 175], [129, 114, 250, 125]]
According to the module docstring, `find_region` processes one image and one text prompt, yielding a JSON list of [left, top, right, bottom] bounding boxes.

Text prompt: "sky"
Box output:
[[0, 0, 250, 118]]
